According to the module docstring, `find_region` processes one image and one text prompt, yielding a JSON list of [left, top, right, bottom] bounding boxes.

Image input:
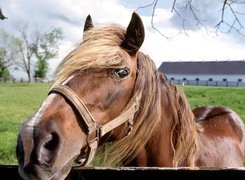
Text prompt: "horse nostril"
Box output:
[[43, 132, 59, 151], [39, 132, 60, 165]]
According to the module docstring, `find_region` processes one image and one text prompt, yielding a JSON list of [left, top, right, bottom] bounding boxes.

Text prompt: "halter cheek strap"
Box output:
[[48, 85, 141, 166]]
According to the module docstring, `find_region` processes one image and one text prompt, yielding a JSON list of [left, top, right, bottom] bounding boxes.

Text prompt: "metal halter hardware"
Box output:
[[48, 85, 141, 166]]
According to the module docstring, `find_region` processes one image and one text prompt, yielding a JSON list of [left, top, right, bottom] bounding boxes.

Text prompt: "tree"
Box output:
[[0, 49, 9, 78], [34, 28, 63, 79], [12, 22, 41, 82], [0, 21, 63, 82], [137, 0, 245, 38], [0, 29, 18, 78]]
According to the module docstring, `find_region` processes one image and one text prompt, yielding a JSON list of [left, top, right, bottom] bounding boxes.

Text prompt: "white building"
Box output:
[[158, 61, 245, 86]]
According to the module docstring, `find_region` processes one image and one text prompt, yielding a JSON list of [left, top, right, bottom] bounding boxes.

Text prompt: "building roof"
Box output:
[[158, 61, 245, 75]]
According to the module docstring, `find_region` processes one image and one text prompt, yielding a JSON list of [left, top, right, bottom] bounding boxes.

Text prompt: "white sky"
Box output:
[[1, 0, 245, 80]]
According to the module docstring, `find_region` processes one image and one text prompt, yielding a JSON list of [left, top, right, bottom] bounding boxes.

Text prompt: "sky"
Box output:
[[1, 0, 245, 80]]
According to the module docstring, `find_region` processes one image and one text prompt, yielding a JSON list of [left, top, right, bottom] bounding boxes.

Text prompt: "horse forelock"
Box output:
[[53, 26, 129, 86]]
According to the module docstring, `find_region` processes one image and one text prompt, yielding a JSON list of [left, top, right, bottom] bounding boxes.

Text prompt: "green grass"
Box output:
[[0, 83, 51, 165], [181, 86, 245, 121], [0, 83, 244, 165]]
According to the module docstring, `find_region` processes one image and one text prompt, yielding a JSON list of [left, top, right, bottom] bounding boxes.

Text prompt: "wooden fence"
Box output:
[[0, 77, 51, 83], [1, 165, 245, 179], [170, 79, 245, 87]]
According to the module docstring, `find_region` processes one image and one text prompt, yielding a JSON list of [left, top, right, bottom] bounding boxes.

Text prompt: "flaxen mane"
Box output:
[[160, 71, 202, 166], [53, 25, 201, 167]]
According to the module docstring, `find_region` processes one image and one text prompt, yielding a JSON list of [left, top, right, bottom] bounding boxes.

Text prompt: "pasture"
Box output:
[[0, 83, 244, 165]]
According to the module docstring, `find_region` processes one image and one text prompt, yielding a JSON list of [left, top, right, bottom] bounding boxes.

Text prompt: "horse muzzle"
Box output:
[[16, 118, 67, 180]]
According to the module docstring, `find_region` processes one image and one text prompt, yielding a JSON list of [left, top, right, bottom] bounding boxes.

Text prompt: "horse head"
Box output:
[[16, 12, 145, 180]]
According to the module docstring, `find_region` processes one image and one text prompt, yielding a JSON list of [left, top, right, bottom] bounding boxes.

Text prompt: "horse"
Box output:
[[16, 12, 245, 180]]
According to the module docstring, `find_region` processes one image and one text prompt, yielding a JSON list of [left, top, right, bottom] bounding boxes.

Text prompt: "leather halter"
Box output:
[[48, 84, 141, 166]]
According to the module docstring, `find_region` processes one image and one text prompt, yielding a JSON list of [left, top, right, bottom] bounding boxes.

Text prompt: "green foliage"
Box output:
[[34, 59, 48, 78], [0, 29, 20, 76], [0, 68, 11, 78], [34, 28, 63, 79], [0, 24, 63, 82]]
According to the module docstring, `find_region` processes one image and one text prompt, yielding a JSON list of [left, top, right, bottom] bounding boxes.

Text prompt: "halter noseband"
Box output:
[[48, 85, 141, 166]]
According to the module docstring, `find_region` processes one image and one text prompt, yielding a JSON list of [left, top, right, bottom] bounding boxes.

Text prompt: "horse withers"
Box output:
[[16, 12, 245, 180]]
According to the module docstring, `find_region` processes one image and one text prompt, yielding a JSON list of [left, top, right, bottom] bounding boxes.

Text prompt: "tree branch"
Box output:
[[215, 0, 245, 36], [137, 0, 245, 38]]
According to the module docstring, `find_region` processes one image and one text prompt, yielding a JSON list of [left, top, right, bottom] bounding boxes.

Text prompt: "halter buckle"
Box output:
[[87, 126, 100, 144]]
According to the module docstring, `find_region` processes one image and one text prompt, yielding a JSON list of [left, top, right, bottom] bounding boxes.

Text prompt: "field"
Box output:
[[0, 83, 244, 165], [0, 83, 52, 165]]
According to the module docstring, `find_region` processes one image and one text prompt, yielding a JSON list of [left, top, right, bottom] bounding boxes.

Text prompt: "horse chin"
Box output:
[[18, 167, 38, 180], [18, 157, 76, 180], [50, 161, 74, 180]]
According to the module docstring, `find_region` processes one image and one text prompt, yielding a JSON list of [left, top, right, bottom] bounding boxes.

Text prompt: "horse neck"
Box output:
[[131, 75, 176, 166], [132, 74, 200, 167], [142, 88, 176, 166]]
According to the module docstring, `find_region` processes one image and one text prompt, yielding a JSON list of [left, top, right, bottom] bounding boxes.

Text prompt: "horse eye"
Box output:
[[114, 68, 130, 78]]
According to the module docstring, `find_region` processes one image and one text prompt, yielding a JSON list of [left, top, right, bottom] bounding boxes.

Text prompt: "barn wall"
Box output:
[[166, 74, 245, 82], [165, 74, 245, 86]]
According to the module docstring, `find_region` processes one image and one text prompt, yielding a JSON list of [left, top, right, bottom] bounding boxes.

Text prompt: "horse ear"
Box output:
[[121, 12, 145, 54], [83, 15, 94, 32]]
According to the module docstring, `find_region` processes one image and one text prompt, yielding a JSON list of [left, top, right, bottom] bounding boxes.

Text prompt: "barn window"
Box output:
[[171, 77, 175, 80], [223, 78, 227, 82], [195, 78, 199, 81], [209, 78, 213, 81], [238, 79, 242, 82], [183, 78, 187, 81]]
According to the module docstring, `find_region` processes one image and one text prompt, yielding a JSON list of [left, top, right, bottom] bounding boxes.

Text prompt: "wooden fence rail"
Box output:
[[170, 79, 245, 87], [0, 77, 51, 83], [1, 165, 245, 179]]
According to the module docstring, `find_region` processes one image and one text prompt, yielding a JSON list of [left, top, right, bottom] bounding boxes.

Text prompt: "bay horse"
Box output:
[[16, 12, 245, 180]]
